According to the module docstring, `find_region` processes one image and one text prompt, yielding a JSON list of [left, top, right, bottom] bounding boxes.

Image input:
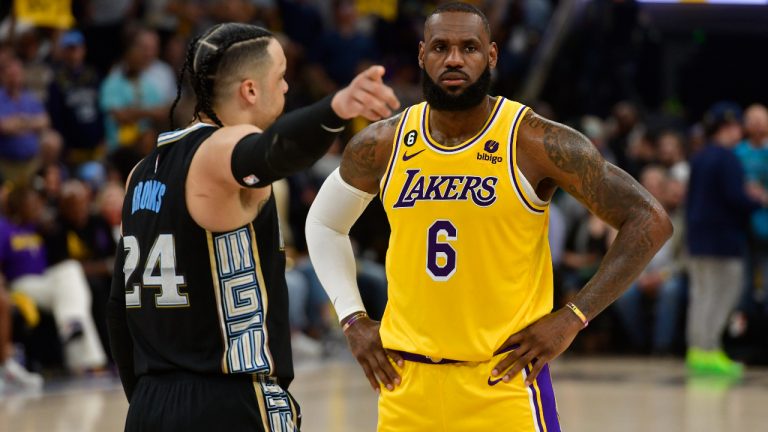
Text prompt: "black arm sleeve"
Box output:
[[105, 238, 137, 401], [231, 94, 347, 187]]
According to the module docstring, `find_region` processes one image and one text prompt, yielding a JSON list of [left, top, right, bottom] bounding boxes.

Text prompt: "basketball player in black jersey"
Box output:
[[105, 23, 399, 431]]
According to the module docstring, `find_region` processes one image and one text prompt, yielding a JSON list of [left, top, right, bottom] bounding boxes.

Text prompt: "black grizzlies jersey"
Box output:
[[120, 123, 293, 387]]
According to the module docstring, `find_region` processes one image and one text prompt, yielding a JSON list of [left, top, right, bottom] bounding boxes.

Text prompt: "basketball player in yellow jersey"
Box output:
[[306, 3, 672, 431]]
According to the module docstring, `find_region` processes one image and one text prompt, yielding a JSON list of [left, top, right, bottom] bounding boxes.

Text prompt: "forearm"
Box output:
[[305, 169, 372, 320], [571, 205, 672, 320], [0, 117, 21, 135], [306, 220, 366, 321], [231, 95, 347, 187], [27, 114, 50, 131]]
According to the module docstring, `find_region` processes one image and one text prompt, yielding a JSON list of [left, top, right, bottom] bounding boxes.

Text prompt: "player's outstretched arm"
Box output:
[[306, 115, 403, 393], [187, 65, 400, 231], [493, 110, 673, 384], [196, 65, 400, 190]]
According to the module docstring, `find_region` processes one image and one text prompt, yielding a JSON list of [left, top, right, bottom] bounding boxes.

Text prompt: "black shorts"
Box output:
[[125, 372, 300, 432]]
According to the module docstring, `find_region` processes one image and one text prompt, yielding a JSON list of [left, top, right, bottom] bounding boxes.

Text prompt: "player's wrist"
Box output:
[[317, 93, 346, 128], [563, 302, 589, 330], [341, 311, 368, 333], [330, 90, 353, 122]]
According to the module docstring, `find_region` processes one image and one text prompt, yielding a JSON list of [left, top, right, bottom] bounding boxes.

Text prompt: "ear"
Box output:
[[418, 41, 425, 69], [239, 79, 260, 105], [489, 42, 498, 69]]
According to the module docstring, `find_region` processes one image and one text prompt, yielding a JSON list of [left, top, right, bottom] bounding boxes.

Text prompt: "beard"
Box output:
[[422, 66, 491, 111]]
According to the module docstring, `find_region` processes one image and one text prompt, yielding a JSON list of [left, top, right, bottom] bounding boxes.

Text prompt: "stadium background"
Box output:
[[1, 0, 768, 431]]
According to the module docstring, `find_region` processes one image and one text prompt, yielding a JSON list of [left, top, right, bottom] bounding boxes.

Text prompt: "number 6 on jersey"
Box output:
[[427, 220, 457, 281]]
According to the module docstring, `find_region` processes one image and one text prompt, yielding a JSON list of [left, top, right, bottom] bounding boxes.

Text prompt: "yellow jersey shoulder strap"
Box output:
[[380, 104, 422, 197]]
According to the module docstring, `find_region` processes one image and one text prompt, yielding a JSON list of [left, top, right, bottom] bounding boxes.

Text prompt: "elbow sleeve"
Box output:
[[231, 95, 347, 188]]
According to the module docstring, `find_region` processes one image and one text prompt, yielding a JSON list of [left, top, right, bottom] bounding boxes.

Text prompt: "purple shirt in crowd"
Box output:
[[0, 217, 47, 282], [0, 88, 45, 160]]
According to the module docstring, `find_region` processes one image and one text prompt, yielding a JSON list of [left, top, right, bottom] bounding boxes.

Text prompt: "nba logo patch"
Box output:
[[484, 140, 499, 154], [243, 174, 259, 186]]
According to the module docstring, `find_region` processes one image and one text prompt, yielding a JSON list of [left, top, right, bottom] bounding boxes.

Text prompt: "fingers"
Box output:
[[386, 349, 404, 368], [355, 77, 400, 112], [358, 359, 381, 393], [343, 65, 400, 120], [353, 91, 391, 120], [492, 350, 519, 379], [490, 331, 527, 375], [499, 333, 524, 351], [356, 351, 401, 393], [503, 350, 538, 383], [372, 350, 401, 390], [380, 85, 400, 112], [525, 359, 545, 386], [362, 65, 386, 81]]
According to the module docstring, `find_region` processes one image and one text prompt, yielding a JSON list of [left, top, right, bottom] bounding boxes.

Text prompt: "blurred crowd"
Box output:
[[0, 0, 766, 391]]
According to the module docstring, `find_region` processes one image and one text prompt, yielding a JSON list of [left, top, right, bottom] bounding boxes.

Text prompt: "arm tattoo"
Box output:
[[522, 111, 672, 320], [339, 114, 400, 192], [341, 133, 378, 181]]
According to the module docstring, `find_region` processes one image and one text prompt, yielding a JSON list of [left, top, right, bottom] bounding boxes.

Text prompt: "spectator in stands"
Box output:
[[606, 101, 645, 177], [15, 28, 53, 103], [38, 129, 65, 170], [279, 0, 325, 56], [0, 186, 106, 373], [35, 129, 69, 218], [0, 58, 50, 185], [557, 190, 616, 300], [47, 30, 105, 168], [135, 28, 177, 105], [735, 104, 768, 242], [82, 0, 134, 75], [686, 102, 767, 377], [307, 0, 379, 94], [626, 131, 656, 180], [46, 180, 116, 355], [95, 182, 124, 242], [209, 0, 279, 28], [615, 166, 686, 354], [100, 28, 168, 155], [0, 44, 13, 70], [581, 115, 616, 165], [0, 271, 44, 391], [734, 103, 768, 329], [657, 130, 690, 185]]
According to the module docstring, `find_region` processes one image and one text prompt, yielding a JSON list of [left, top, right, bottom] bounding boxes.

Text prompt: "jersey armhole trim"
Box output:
[[379, 108, 411, 200], [508, 106, 549, 215], [157, 122, 215, 146]]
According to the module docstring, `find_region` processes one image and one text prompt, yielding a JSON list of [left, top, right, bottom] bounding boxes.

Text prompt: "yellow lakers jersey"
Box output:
[[379, 97, 553, 361]]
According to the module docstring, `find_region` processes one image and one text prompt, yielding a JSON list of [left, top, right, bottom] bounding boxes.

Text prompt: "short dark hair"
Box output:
[[426, 2, 491, 37], [170, 23, 274, 128]]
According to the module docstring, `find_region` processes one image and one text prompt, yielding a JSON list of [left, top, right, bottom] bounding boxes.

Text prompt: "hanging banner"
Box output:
[[14, 0, 75, 29]]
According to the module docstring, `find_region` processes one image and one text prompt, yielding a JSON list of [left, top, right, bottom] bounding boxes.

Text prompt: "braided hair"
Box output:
[[170, 23, 274, 128]]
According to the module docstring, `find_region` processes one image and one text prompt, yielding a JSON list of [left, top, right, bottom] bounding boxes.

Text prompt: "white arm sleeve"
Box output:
[[305, 168, 375, 322]]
